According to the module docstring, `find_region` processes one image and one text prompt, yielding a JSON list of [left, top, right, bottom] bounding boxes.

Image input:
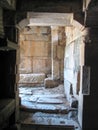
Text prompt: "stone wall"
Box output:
[[19, 26, 65, 86], [19, 26, 51, 76], [64, 26, 82, 101]]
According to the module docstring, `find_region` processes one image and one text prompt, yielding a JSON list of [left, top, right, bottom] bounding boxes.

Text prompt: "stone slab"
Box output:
[[19, 73, 45, 84], [20, 100, 69, 114], [37, 97, 64, 104], [21, 112, 78, 127]]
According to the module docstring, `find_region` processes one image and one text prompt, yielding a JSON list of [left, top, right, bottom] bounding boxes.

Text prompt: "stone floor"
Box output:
[[19, 84, 81, 130]]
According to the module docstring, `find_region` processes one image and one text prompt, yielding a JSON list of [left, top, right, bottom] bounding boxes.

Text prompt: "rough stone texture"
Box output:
[[19, 85, 80, 130], [57, 45, 64, 60], [19, 57, 32, 73], [51, 26, 65, 80], [44, 78, 59, 88], [20, 112, 78, 129], [25, 34, 50, 41], [22, 26, 51, 34], [58, 27, 66, 46], [33, 58, 51, 74], [19, 85, 71, 113], [19, 26, 51, 75], [64, 26, 82, 101], [53, 60, 60, 80], [19, 73, 45, 86], [19, 26, 65, 83], [60, 60, 64, 81]]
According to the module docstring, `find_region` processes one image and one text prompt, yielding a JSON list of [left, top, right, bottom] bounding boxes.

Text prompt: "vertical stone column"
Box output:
[[51, 26, 60, 80], [44, 26, 65, 88]]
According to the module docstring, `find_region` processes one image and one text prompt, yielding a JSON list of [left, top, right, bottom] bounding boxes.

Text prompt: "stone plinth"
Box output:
[[19, 73, 45, 86], [44, 78, 59, 88]]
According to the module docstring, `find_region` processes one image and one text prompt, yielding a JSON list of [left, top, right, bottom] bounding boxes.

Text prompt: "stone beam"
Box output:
[[28, 13, 73, 26]]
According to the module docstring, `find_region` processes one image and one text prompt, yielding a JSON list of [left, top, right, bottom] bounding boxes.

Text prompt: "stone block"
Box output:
[[25, 34, 50, 41], [19, 34, 25, 41], [33, 59, 51, 74], [22, 26, 50, 34], [44, 78, 59, 88], [20, 41, 32, 57], [19, 73, 45, 84], [30, 41, 51, 57], [19, 57, 33, 73]]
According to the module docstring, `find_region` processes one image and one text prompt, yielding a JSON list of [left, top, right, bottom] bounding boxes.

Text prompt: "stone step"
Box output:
[[20, 100, 69, 114], [20, 112, 79, 130]]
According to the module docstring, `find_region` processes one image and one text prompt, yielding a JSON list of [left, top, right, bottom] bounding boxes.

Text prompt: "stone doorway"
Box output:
[[17, 13, 81, 130]]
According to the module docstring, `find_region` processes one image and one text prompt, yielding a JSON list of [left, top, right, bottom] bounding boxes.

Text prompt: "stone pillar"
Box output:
[[44, 26, 65, 88], [51, 26, 60, 80], [44, 26, 59, 88]]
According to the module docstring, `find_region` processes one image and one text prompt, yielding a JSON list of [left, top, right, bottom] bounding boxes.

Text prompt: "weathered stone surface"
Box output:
[[64, 79, 72, 101], [19, 26, 51, 75], [19, 73, 45, 84], [60, 60, 64, 81], [21, 112, 78, 128], [37, 97, 64, 104], [33, 58, 51, 74], [20, 41, 51, 57], [57, 46, 64, 60], [58, 27, 66, 46], [22, 26, 51, 34], [20, 41, 31, 57], [19, 34, 25, 41], [30, 41, 51, 57], [44, 78, 59, 88], [53, 45, 57, 59], [51, 26, 58, 45], [25, 34, 50, 41], [19, 57, 33, 73], [53, 60, 60, 80]]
